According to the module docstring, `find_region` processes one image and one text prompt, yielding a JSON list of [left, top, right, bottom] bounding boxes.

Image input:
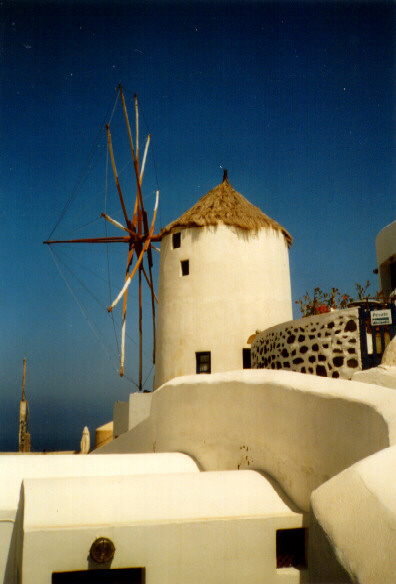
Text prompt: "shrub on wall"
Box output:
[[295, 287, 353, 317], [295, 281, 384, 317]]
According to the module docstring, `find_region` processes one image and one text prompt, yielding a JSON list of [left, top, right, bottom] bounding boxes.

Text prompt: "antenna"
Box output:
[[19, 358, 31, 452], [22, 357, 26, 401]]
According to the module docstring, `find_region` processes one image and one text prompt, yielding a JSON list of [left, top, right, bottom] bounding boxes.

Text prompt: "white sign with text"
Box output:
[[370, 309, 392, 326]]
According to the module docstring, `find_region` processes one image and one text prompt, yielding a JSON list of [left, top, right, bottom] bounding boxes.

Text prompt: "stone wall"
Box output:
[[251, 307, 361, 379]]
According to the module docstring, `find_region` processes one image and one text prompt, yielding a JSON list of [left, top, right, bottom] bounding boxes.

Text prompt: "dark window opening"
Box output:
[[243, 348, 251, 369], [52, 568, 145, 584], [390, 260, 396, 291], [181, 260, 189, 276], [276, 528, 307, 569], [196, 351, 211, 374], [172, 232, 181, 249]]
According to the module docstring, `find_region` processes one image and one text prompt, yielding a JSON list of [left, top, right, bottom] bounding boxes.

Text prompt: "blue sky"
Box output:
[[1, 0, 394, 451]]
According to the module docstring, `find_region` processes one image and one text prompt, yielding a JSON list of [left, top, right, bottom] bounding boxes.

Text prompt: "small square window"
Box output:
[[276, 528, 307, 569], [181, 260, 189, 276], [243, 348, 251, 369], [196, 351, 211, 374], [172, 232, 181, 249]]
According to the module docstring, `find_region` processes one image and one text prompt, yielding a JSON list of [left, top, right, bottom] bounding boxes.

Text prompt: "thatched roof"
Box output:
[[160, 175, 293, 247]]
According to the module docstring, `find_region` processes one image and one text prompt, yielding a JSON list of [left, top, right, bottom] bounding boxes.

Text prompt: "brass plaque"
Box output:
[[89, 537, 115, 564]]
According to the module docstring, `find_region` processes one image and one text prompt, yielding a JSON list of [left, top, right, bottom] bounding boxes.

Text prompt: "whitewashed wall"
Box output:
[[154, 225, 292, 389], [20, 471, 305, 584], [98, 369, 396, 512], [376, 220, 396, 296], [310, 444, 396, 583], [0, 453, 199, 584]]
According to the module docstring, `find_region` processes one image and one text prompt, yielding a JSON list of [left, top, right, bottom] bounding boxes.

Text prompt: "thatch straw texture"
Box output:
[[160, 178, 293, 247]]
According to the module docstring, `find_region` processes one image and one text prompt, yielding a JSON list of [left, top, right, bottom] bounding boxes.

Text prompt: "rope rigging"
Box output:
[[47, 90, 120, 241], [48, 245, 155, 391]]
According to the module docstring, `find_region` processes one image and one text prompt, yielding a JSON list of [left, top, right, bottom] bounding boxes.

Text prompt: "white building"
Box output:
[[154, 173, 293, 388], [1, 193, 396, 584], [376, 220, 396, 297]]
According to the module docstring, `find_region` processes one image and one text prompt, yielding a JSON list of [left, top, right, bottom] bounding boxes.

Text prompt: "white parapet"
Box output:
[[99, 369, 396, 512], [311, 444, 396, 583], [0, 452, 199, 583], [20, 470, 305, 584]]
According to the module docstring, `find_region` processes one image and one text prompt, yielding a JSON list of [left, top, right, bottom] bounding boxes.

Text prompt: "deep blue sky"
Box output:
[[1, 1, 394, 451]]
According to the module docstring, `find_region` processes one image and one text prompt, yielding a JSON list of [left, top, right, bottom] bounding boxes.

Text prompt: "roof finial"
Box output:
[[222, 169, 228, 182]]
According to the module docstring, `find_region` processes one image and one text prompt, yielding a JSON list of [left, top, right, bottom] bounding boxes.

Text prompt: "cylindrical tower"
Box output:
[[376, 220, 396, 298], [154, 175, 293, 389]]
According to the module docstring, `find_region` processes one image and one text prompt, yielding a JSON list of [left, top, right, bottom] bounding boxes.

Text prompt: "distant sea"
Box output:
[[0, 398, 113, 453]]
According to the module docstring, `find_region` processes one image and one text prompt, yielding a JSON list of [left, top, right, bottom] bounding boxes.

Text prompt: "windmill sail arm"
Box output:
[[119, 84, 137, 166], [119, 245, 135, 378], [139, 134, 151, 183], [44, 234, 159, 245], [101, 213, 135, 235], [143, 262, 158, 364], [142, 265, 158, 303], [43, 236, 130, 244], [106, 124, 130, 226], [119, 85, 143, 228]]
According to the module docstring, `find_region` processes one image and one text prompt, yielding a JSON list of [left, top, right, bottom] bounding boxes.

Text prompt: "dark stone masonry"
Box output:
[[251, 307, 362, 380]]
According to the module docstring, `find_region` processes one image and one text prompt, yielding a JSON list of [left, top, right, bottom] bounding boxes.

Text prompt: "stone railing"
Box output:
[[251, 307, 361, 379]]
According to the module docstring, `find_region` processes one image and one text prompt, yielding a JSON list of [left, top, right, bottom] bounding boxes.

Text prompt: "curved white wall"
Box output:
[[100, 369, 396, 511], [154, 225, 292, 388], [311, 445, 396, 583]]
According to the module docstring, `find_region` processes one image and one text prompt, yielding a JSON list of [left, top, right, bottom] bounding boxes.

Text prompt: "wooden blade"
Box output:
[[120, 313, 126, 377], [142, 264, 157, 364], [142, 209, 152, 260], [44, 234, 159, 245], [139, 134, 151, 183], [119, 85, 137, 165], [135, 93, 139, 168], [44, 236, 130, 244], [150, 266, 156, 365], [138, 264, 142, 390], [106, 124, 130, 226], [120, 245, 135, 377], [142, 265, 158, 303], [101, 213, 135, 235], [119, 86, 143, 228]]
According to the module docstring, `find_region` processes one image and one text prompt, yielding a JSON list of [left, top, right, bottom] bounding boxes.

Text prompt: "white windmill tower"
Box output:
[[154, 171, 293, 389]]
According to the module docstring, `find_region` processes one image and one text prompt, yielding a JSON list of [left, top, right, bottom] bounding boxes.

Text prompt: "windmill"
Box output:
[[44, 85, 160, 390]]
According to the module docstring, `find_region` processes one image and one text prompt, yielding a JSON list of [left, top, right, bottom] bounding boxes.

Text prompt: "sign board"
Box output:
[[370, 309, 392, 326]]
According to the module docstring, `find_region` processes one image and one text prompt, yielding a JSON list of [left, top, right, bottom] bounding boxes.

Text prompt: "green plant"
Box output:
[[295, 287, 352, 317], [295, 281, 386, 317], [354, 280, 371, 300]]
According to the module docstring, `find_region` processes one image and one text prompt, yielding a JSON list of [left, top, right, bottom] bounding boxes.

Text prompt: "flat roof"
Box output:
[[23, 470, 298, 529], [0, 453, 199, 511]]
